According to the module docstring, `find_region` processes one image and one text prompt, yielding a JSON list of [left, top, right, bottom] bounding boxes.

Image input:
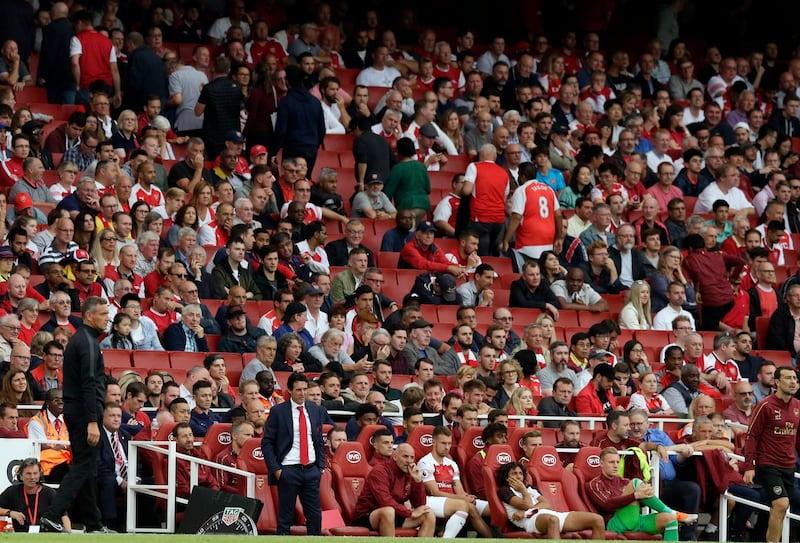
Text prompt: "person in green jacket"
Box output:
[[384, 137, 431, 226]]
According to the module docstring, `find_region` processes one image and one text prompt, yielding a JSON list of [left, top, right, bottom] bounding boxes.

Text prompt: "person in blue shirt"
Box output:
[[533, 147, 566, 192], [627, 408, 700, 541], [189, 379, 220, 438]]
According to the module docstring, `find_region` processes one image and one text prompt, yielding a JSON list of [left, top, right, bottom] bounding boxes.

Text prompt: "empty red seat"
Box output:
[[200, 423, 232, 460]]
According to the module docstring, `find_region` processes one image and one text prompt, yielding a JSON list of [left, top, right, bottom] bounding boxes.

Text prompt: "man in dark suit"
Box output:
[[122, 33, 167, 113], [608, 224, 654, 287], [324, 218, 376, 267], [96, 402, 132, 530], [262, 372, 334, 535]]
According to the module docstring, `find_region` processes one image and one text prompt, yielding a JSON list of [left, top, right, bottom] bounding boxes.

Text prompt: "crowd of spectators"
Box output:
[[0, 0, 797, 538]]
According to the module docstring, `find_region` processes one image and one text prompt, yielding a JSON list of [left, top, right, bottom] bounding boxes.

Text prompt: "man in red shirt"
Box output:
[[143, 286, 179, 334], [573, 362, 617, 415], [462, 144, 510, 256], [353, 442, 435, 537], [742, 366, 800, 543], [214, 420, 255, 494], [586, 447, 695, 540], [172, 423, 219, 498], [143, 247, 175, 297], [464, 422, 507, 501], [399, 221, 465, 277]]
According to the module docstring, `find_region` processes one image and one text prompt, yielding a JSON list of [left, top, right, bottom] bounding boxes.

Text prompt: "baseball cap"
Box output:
[[21, 120, 44, 135], [437, 273, 457, 302], [72, 249, 92, 263], [249, 144, 267, 158], [552, 124, 570, 135], [366, 177, 384, 185], [0, 246, 13, 259], [419, 123, 438, 138], [583, 126, 601, 137], [13, 192, 33, 212], [417, 221, 436, 233], [589, 349, 615, 360], [225, 130, 245, 143], [305, 286, 324, 296], [409, 318, 434, 330], [283, 302, 307, 323], [226, 305, 246, 319], [592, 362, 616, 380]]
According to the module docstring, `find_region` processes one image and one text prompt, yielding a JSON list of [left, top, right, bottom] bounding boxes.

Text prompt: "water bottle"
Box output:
[[1, 516, 13, 533], [151, 417, 159, 440]]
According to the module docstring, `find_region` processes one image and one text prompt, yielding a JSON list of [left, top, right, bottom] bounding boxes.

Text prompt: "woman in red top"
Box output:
[[661, 104, 688, 149], [17, 298, 40, 347], [628, 371, 673, 415]]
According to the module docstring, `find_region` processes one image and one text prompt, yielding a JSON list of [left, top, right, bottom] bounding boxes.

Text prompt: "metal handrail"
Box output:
[[125, 440, 256, 534]]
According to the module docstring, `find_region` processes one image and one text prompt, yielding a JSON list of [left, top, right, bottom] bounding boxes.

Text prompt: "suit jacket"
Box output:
[[324, 239, 375, 268], [163, 322, 210, 352], [262, 399, 334, 484], [609, 246, 654, 284], [98, 426, 132, 483]]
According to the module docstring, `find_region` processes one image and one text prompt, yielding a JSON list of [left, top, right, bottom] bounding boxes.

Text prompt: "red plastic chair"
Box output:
[[200, 423, 232, 460], [407, 424, 434, 461], [454, 426, 485, 481], [480, 444, 531, 538], [355, 424, 386, 462], [330, 442, 372, 525]]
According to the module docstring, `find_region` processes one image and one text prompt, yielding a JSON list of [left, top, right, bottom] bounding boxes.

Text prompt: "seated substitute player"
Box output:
[[417, 426, 493, 538], [586, 447, 697, 541], [496, 461, 605, 539]]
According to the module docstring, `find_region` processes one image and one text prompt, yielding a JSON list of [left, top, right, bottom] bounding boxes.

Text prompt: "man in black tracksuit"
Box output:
[[40, 297, 112, 533]]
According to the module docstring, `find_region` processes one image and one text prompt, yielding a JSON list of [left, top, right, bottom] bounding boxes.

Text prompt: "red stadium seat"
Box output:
[[558, 310, 581, 328], [454, 426, 484, 486], [355, 424, 386, 461], [103, 349, 132, 367], [579, 311, 613, 328], [528, 446, 619, 540], [480, 445, 531, 538], [407, 424, 434, 460], [377, 251, 401, 268], [131, 350, 165, 368], [330, 442, 371, 524], [323, 134, 354, 153], [441, 154, 471, 173], [200, 423, 232, 460]]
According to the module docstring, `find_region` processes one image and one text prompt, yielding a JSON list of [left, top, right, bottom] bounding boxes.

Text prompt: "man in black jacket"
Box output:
[[608, 223, 654, 288], [274, 65, 325, 175], [508, 260, 560, 315], [40, 297, 111, 534]]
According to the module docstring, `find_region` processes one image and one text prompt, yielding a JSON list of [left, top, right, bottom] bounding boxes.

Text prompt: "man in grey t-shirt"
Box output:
[[168, 47, 210, 133]]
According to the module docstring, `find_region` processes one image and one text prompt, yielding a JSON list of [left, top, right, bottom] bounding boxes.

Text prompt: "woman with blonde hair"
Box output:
[[506, 386, 537, 429], [538, 55, 565, 102], [495, 359, 523, 409], [112, 109, 139, 159], [535, 313, 558, 345], [451, 365, 477, 396], [90, 227, 119, 274], [49, 161, 79, 202], [118, 369, 143, 397], [619, 280, 652, 330]]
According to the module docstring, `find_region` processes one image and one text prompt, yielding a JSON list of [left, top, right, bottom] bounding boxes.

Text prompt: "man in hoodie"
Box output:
[[274, 64, 326, 175]]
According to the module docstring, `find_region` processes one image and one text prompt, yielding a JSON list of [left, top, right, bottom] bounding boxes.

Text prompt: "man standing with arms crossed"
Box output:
[[262, 373, 333, 536], [743, 366, 800, 543], [40, 297, 111, 533]]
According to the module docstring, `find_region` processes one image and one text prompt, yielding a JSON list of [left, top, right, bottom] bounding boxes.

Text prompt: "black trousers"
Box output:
[[276, 464, 322, 535], [43, 413, 103, 529], [661, 478, 701, 540], [466, 221, 505, 257]]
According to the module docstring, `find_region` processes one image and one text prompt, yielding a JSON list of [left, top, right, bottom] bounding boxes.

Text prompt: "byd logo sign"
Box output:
[[472, 437, 485, 448], [420, 434, 433, 447], [587, 455, 601, 467], [218, 432, 231, 445], [251, 447, 264, 460], [346, 451, 362, 463], [496, 452, 512, 464], [541, 454, 558, 467]]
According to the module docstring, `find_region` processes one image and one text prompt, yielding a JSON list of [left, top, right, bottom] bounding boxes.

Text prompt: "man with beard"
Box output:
[[554, 420, 587, 468]]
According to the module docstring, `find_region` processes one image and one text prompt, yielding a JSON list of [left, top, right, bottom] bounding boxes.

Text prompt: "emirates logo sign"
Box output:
[[346, 451, 362, 463], [218, 432, 231, 445], [496, 452, 512, 464], [541, 454, 558, 467]]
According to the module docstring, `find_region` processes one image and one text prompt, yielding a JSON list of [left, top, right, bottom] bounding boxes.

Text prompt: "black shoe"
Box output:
[[39, 517, 67, 533], [87, 526, 117, 534], [490, 526, 506, 538]]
